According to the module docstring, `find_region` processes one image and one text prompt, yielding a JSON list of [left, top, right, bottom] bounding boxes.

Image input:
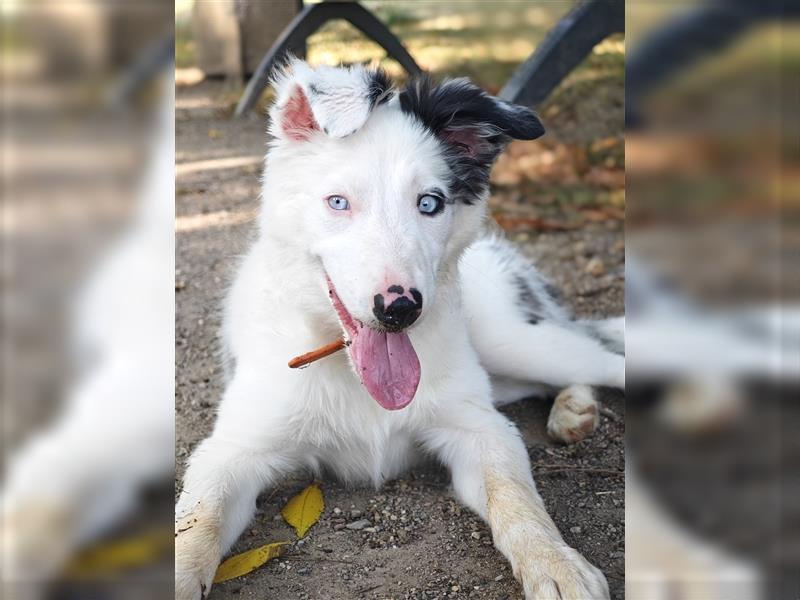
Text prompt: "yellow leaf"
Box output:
[[213, 541, 286, 583], [281, 483, 324, 538], [65, 529, 172, 579]]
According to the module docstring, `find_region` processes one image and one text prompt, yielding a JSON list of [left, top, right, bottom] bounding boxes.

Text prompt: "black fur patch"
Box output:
[[543, 280, 564, 304], [399, 76, 544, 204], [366, 68, 393, 108], [584, 322, 625, 356], [514, 275, 544, 325]]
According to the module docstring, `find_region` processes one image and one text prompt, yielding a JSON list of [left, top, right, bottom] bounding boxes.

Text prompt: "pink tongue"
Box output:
[[349, 327, 420, 410]]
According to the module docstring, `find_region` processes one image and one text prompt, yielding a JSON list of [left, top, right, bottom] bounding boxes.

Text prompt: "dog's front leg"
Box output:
[[175, 433, 297, 600], [423, 404, 609, 599]]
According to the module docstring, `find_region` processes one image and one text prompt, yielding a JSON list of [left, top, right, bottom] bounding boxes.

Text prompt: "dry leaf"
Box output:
[[494, 215, 578, 232], [65, 530, 172, 578], [213, 541, 286, 583], [281, 483, 324, 538]]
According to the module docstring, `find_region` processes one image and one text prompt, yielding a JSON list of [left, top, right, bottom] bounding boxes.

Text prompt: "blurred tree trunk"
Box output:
[[192, 0, 300, 79]]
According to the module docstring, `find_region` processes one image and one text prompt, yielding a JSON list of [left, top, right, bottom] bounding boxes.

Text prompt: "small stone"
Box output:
[[333, 523, 346, 531], [451, 585, 460, 592], [585, 257, 606, 276], [570, 526, 582, 534], [494, 575, 504, 582], [333, 507, 342, 515], [470, 532, 481, 540], [350, 509, 362, 518], [346, 519, 371, 530]]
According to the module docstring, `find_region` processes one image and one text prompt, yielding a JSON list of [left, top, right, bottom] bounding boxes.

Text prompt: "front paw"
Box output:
[[516, 538, 609, 600], [175, 512, 221, 600]]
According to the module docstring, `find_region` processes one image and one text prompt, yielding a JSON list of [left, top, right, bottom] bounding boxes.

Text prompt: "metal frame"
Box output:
[[499, 0, 624, 107], [234, 1, 421, 116]]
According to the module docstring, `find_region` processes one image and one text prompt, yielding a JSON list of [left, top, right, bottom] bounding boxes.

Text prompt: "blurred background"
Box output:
[[625, 2, 798, 599], [2, 1, 174, 599]]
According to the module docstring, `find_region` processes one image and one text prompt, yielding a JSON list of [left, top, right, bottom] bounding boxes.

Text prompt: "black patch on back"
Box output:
[[543, 280, 564, 305], [399, 75, 544, 204], [388, 285, 404, 294], [584, 322, 625, 356], [514, 275, 544, 325], [367, 68, 393, 108]]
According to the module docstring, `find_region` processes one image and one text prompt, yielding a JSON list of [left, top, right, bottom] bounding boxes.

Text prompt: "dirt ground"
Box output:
[[175, 79, 625, 599]]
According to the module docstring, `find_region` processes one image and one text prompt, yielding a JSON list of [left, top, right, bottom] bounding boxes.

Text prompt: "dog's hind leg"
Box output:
[[472, 318, 625, 390], [460, 236, 624, 390]]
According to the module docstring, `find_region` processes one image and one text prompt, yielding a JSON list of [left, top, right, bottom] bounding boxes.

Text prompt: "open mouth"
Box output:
[[327, 277, 420, 410]]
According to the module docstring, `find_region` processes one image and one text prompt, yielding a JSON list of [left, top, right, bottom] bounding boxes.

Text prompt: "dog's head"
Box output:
[[262, 59, 543, 409]]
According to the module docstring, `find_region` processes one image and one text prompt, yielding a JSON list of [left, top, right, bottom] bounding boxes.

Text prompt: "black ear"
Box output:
[[399, 76, 544, 203]]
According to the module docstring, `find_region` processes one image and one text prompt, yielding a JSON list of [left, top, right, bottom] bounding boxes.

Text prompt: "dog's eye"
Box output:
[[326, 195, 350, 211], [418, 194, 443, 216]]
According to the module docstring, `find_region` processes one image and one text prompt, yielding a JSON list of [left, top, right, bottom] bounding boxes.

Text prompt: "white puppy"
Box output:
[[176, 60, 623, 599]]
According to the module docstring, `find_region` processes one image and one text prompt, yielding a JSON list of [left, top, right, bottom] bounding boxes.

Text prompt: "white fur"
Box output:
[[271, 59, 391, 139], [176, 62, 621, 599]]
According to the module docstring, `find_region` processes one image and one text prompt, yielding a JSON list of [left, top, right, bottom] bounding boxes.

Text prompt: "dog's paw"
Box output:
[[547, 385, 599, 444], [657, 377, 745, 435], [1, 499, 74, 587], [175, 511, 221, 600], [176, 565, 216, 600], [516, 538, 609, 600]]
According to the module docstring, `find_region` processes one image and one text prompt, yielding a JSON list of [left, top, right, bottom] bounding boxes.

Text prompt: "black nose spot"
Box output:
[[373, 291, 423, 331]]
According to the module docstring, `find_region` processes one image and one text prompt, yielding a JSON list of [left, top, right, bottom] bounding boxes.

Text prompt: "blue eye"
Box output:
[[418, 194, 443, 216], [326, 195, 350, 211]]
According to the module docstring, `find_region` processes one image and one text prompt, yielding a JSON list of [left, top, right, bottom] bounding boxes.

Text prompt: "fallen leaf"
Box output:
[[493, 215, 579, 232], [281, 483, 324, 538], [65, 529, 172, 578], [213, 542, 286, 583]]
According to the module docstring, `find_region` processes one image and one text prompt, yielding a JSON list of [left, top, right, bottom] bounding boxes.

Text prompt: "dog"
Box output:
[[175, 59, 624, 600]]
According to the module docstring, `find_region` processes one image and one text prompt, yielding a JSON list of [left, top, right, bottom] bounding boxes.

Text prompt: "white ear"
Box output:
[[269, 58, 393, 141]]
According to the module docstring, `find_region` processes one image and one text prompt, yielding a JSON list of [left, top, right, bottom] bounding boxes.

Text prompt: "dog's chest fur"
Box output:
[[288, 353, 426, 487]]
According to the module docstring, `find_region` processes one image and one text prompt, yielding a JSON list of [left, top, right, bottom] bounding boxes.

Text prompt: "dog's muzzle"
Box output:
[[373, 288, 422, 331]]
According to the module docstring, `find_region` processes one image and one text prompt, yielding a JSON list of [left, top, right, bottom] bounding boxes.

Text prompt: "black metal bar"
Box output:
[[105, 33, 175, 108], [498, 0, 623, 108], [624, 1, 785, 127], [234, 1, 420, 116]]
